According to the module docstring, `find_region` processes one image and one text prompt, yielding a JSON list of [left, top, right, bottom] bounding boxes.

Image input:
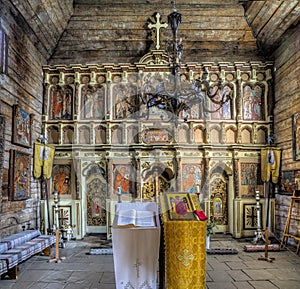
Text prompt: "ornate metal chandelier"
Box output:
[[143, 4, 232, 124]]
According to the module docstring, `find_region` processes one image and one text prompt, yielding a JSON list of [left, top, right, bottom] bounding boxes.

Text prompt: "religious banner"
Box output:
[[33, 142, 55, 179], [261, 147, 281, 184]]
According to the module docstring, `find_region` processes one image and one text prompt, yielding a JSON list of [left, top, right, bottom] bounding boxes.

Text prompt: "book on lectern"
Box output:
[[116, 209, 157, 228]]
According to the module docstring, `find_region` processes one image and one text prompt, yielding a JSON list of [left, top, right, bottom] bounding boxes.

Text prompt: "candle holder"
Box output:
[[252, 191, 266, 244]]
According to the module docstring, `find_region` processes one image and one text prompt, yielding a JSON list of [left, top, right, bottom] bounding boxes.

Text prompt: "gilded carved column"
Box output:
[[237, 123, 242, 144], [235, 67, 242, 120], [130, 150, 138, 199], [233, 151, 240, 198], [221, 122, 225, 144], [135, 153, 141, 200], [43, 82, 49, 118], [267, 71, 274, 136], [74, 82, 80, 118], [202, 153, 210, 199], [174, 149, 180, 192]]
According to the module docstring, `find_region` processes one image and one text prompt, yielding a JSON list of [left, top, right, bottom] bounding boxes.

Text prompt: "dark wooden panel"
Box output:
[[273, 27, 300, 171], [10, 0, 54, 53], [244, 0, 265, 25], [10, 0, 73, 59], [250, 0, 283, 36], [260, 1, 300, 47], [68, 16, 248, 30], [274, 23, 299, 64], [72, 6, 244, 17], [73, 0, 240, 5], [49, 1, 259, 64], [245, 0, 300, 52]]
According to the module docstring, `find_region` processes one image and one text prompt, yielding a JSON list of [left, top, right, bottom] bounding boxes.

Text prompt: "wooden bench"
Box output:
[[0, 230, 55, 279]]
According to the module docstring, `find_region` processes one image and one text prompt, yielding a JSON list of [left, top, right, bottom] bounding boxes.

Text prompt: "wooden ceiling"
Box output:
[[8, 0, 73, 59], [9, 0, 300, 64], [242, 0, 300, 53]]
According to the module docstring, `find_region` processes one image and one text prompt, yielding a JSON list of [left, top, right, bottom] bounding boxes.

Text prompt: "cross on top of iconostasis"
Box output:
[[148, 12, 168, 50]]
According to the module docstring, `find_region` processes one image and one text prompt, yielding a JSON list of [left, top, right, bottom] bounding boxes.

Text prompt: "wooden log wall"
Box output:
[[273, 23, 300, 239], [0, 0, 73, 237], [49, 0, 261, 65]]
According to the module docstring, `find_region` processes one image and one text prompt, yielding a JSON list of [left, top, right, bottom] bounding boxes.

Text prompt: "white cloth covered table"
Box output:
[[112, 202, 160, 289]]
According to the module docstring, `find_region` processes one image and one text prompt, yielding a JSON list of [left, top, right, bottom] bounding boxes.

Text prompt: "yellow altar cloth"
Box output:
[[164, 220, 206, 289], [161, 194, 206, 289]]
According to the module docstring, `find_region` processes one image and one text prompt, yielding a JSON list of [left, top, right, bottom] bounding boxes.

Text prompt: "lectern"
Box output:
[[112, 202, 160, 289], [160, 193, 207, 289]]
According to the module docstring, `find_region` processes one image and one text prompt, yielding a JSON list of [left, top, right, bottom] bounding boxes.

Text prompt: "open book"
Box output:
[[116, 209, 156, 228]]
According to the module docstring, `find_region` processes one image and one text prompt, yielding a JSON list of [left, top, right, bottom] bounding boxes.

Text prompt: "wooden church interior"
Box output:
[[0, 0, 300, 262]]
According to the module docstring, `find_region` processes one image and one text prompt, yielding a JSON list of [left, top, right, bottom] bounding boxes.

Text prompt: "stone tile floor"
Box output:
[[0, 234, 299, 289]]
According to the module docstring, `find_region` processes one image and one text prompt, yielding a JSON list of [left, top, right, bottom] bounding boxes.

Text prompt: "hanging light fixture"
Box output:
[[142, 1, 232, 125]]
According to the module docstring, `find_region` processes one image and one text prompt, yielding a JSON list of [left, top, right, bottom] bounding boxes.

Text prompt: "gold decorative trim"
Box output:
[[177, 248, 195, 267]]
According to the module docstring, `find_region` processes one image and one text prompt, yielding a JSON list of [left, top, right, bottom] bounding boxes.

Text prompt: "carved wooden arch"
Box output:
[[82, 161, 106, 178], [241, 125, 253, 144], [256, 125, 268, 144], [193, 124, 206, 144], [142, 162, 175, 200], [225, 125, 237, 144], [210, 162, 232, 181], [178, 123, 190, 144], [94, 125, 107, 144], [61, 125, 74, 144], [111, 124, 123, 144], [47, 125, 60, 144], [209, 124, 221, 144], [127, 124, 139, 144], [138, 50, 169, 65], [78, 125, 91, 144]]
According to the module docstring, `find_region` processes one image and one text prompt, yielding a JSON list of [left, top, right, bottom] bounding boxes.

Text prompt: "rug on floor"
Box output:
[[89, 248, 113, 255], [244, 244, 281, 252], [207, 248, 238, 254]]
